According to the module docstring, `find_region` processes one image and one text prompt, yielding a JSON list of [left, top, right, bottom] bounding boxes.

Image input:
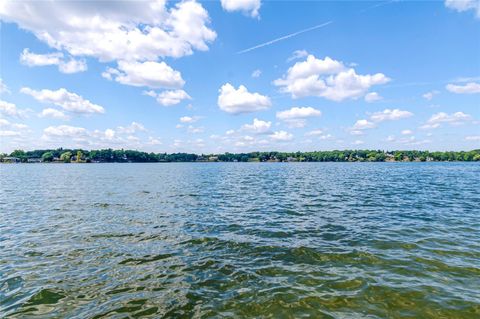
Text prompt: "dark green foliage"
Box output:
[[7, 148, 480, 163]]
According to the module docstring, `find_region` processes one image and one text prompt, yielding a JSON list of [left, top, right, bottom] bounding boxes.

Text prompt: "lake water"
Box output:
[[1, 163, 479, 318]]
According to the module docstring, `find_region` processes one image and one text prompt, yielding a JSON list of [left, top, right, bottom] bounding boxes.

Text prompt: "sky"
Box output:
[[0, 0, 479, 154]]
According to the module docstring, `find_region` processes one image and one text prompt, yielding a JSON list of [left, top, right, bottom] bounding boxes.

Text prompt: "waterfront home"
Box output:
[[2, 156, 21, 163], [27, 158, 42, 163]]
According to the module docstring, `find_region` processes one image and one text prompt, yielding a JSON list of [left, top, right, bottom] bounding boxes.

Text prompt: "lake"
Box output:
[[1, 163, 479, 318]]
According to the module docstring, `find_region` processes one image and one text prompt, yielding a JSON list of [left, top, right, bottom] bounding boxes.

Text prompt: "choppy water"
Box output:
[[1, 163, 479, 318]]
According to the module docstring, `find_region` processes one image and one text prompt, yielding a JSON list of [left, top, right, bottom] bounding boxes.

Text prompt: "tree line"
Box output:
[[2, 148, 480, 163]]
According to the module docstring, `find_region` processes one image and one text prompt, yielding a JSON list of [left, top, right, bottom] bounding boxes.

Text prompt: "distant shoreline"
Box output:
[[2, 148, 479, 163]]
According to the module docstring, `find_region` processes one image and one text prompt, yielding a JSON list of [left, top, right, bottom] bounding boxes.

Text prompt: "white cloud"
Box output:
[[269, 130, 293, 141], [276, 106, 321, 128], [58, 58, 87, 74], [0, 130, 21, 137], [276, 106, 322, 120], [465, 135, 480, 141], [116, 122, 146, 134], [274, 55, 390, 101], [144, 90, 191, 106], [305, 129, 323, 136], [446, 82, 480, 94], [21, 87, 105, 114], [241, 118, 272, 133], [370, 109, 413, 122], [251, 69, 262, 78], [218, 83, 271, 114], [364, 92, 382, 102], [20, 48, 87, 74], [20, 49, 63, 66], [287, 50, 309, 62], [349, 130, 364, 136], [349, 109, 413, 133], [148, 136, 162, 145], [422, 90, 439, 100], [187, 125, 204, 134], [39, 108, 70, 120], [43, 125, 87, 137], [103, 61, 184, 89], [352, 119, 376, 130], [221, 0, 261, 18], [352, 140, 364, 145], [180, 116, 201, 123], [445, 0, 480, 18], [0, 118, 28, 132], [421, 111, 472, 129], [401, 129, 413, 135], [156, 90, 191, 106], [0, 100, 22, 117], [319, 133, 333, 140], [40, 122, 158, 150], [0, 1, 216, 62], [0, 79, 10, 94]]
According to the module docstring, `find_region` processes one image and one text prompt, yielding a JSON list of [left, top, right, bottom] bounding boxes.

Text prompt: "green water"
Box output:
[[1, 163, 479, 318]]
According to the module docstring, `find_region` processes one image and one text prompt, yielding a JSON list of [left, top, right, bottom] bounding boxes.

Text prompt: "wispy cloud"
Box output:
[[237, 21, 333, 54]]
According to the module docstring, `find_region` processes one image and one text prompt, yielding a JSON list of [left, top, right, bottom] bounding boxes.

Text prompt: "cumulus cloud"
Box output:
[[276, 106, 322, 128], [251, 69, 262, 78], [350, 108, 412, 132], [269, 130, 293, 141], [465, 135, 480, 141], [39, 108, 70, 120], [0, 1, 216, 62], [287, 49, 309, 62], [0, 79, 10, 94], [420, 111, 472, 129], [180, 116, 201, 123], [241, 118, 272, 134], [274, 55, 390, 101], [218, 83, 271, 114], [0, 123, 30, 138], [0, 100, 23, 117], [187, 125, 204, 134], [43, 125, 87, 138], [305, 129, 324, 136], [352, 119, 376, 130], [20, 48, 87, 74], [21, 87, 105, 114], [422, 90, 439, 100], [364, 92, 382, 102], [370, 109, 413, 122], [41, 122, 159, 150], [116, 122, 146, 134], [401, 129, 413, 135], [0, 118, 29, 132], [221, 0, 261, 18], [103, 61, 185, 89], [446, 82, 480, 94], [144, 89, 191, 106], [445, 0, 480, 18], [387, 135, 431, 146]]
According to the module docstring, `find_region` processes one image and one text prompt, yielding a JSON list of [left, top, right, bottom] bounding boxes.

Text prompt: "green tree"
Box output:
[[60, 151, 72, 163], [41, 151, 54, 162], [76, 150, 83, 163]]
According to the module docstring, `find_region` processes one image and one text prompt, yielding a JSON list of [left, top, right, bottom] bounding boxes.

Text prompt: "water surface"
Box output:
[[1, 163, 479, 318]]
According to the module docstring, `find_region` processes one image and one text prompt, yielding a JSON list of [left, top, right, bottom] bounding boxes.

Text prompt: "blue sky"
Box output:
[[0, 0, 479, 153]]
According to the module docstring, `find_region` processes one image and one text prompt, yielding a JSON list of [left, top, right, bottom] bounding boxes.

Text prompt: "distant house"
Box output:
[[208, 156, 218, 161], [286, 157, 298, 162], [27, 158, 42, 163], [2, 157, 21, 163]]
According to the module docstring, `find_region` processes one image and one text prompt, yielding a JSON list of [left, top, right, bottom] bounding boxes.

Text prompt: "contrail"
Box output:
[[237, 21, 333, 54]]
